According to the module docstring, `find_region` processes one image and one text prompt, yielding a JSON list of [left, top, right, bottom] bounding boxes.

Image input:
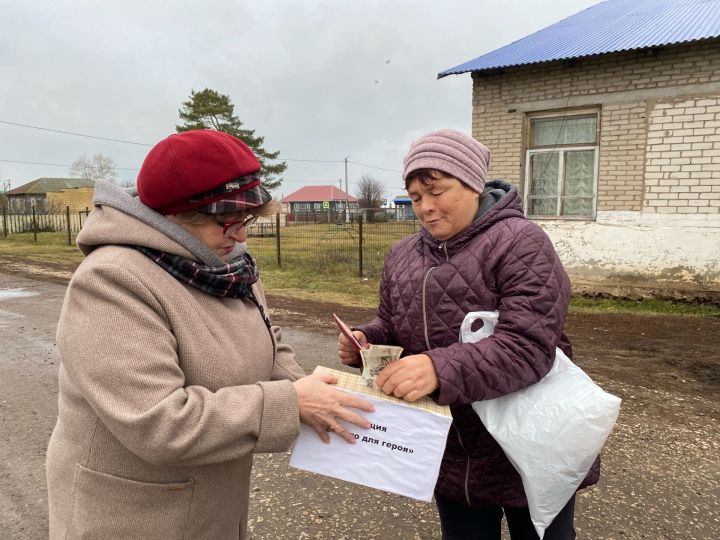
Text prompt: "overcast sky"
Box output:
[[0, 0, 600, 198]]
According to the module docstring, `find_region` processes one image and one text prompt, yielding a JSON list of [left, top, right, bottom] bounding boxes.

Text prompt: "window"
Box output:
[[524, 111, 599, 219]]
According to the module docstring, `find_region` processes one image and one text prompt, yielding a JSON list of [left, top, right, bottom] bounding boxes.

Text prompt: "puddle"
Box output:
[[0, 308, 26, 324], [0, 288, 40, 300]]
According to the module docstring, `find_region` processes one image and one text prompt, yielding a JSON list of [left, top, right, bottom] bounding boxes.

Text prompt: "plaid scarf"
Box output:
[[135, 246, 261, 300]]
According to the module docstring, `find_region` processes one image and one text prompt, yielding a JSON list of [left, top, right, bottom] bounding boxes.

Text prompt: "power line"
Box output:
[[348, 160, 401, 173], [282, 158, 344, 163], [0, 158, 139, 171], [0, 120, 153, 146], [0, 157, 342, 187], [0, 119, 401, 170], [0, 159, 348, 183], [279, 178, 343, 184]]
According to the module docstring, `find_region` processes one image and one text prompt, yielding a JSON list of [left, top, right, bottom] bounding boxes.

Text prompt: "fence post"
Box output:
[[275, 212, 282, 268], [79, 206, 89, 229], [2, 206, 6, 238], [358, 215, 363, 278], [32, 206, 38, 242], [66, 206, 72, 245]]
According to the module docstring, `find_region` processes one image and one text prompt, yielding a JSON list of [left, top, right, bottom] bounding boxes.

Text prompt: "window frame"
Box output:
[[523, 109, 600, 220]]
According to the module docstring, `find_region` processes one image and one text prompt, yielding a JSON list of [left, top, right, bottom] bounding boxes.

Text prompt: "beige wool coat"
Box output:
[[46, 204, 306, 539]]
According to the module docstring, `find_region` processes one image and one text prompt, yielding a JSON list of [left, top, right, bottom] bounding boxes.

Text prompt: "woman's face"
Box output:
[[170, 214, 252, 262], [407, 175, 480, 241]]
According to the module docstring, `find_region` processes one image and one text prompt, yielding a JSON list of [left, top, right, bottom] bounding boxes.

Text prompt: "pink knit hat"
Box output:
[[403, 129, 491, 193]]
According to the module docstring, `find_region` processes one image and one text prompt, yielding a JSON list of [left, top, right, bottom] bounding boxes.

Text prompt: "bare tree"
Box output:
[[69, 154, 117, 184], [356, 174, 385, 208], [117, 178, 136, 188]]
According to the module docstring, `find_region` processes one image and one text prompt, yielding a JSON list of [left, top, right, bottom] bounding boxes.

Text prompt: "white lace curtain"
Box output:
[[532, 116, 596, 147], [529, 116, 596, 217]]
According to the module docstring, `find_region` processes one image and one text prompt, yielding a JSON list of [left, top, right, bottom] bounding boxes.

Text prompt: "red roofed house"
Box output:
[[281, 185, 359, 223]]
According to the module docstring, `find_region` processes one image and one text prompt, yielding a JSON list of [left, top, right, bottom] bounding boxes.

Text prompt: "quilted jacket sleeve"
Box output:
[[429, 221, 571, 406]]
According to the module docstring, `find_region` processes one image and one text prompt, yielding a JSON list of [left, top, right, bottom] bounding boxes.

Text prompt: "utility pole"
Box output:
[[344, 156, 349, 194], [338, 178, 342, 190]]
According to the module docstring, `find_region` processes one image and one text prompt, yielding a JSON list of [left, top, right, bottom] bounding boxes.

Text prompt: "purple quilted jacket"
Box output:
[[357, 181, 600, 507]]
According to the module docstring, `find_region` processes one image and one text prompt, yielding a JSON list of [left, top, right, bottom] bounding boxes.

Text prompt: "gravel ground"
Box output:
[[0, 266, 718, 539]]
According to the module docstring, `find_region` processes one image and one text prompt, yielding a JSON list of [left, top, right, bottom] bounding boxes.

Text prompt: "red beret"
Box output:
[[137, 130, 262, 214]]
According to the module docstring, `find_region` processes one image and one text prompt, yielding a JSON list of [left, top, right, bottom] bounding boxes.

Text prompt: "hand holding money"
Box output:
[[338, 330, 368, 366], [332, 313, 403, 387], [374, 353, 438, 402], [360, 344, 404, 387]]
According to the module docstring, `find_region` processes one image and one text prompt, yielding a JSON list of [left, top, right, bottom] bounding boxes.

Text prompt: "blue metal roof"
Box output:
[[439, 0, 720, 78]]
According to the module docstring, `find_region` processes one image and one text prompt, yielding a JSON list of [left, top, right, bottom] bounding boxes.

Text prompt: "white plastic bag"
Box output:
[[461, 311, 621, 539]]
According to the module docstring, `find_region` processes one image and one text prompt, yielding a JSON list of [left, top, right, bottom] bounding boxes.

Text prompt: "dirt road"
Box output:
[[0, 268, 718, 539]]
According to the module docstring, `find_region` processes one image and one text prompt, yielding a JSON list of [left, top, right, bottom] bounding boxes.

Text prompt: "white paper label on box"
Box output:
[[289, 367, 452, 502]]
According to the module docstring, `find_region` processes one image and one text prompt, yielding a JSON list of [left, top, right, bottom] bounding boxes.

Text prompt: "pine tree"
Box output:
[[176, 88, 286, 190]]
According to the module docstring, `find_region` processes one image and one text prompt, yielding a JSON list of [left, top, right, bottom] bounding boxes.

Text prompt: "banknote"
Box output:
[[360, 345, 404, 387]]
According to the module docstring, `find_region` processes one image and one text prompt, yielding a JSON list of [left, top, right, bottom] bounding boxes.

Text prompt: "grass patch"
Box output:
[[260, 267, 380, 308], [248, 221, 419, 278], [2, 230, 718, 317], [570, 296, 720, 317], [0, 232, 84, 267]]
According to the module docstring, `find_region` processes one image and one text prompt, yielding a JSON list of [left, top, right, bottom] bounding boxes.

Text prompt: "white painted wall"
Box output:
[[538, 212, 720, 300]]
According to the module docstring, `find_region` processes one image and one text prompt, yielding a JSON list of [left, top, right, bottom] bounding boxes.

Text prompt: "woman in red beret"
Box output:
[[46, 129, 373, 539]]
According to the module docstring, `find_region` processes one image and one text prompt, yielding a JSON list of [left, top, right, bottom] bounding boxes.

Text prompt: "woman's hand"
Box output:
[[293, 373, 374, 444], [337, 330, 368, 366], [375, 354, 439, 402]]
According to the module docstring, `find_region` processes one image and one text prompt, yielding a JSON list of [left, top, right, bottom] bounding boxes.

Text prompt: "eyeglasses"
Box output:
[[219, 214, 257, 238]]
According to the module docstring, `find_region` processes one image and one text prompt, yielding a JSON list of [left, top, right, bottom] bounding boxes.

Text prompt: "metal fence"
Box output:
[[2, 206, 91, 243], [1, 207, 420, 277], [249, 210, 420, 276]]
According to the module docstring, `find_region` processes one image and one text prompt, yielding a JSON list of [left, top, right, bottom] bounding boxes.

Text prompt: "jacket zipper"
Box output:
[[433, 240, 470, 505], [439, 241, 449, 262], [421, 241, 450, 349], [421, 266, 436, 350], [453, 424, 472, 505]]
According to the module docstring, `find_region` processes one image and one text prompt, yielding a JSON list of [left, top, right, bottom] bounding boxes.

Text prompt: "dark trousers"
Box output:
[[435, 494, 576, 540]]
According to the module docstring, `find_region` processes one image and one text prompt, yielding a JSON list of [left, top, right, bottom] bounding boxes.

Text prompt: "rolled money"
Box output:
[[360, 345, 404, 387]]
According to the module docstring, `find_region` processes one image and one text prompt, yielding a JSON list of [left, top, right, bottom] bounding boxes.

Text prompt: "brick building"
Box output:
[[440, 0, 720, 301], [46, 186, 95, 213], [5, 178, 95, 213]]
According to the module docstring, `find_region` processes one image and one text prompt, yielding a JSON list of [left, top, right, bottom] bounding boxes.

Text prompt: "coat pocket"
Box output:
[[67, 463, 194, 540]]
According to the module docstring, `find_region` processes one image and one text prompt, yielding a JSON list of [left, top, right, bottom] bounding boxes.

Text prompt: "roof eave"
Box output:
[[438, 35, 720, 80]]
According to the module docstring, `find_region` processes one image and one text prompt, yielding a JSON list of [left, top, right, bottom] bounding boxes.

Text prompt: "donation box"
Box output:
[[289, 366, 452, 502]]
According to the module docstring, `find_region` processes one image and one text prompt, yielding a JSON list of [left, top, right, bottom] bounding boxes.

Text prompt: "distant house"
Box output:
[[392, 194, 414, 220], [439, 0, 720, 301], [4, 178, 95, 213], [281, 185, 359, 217]]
